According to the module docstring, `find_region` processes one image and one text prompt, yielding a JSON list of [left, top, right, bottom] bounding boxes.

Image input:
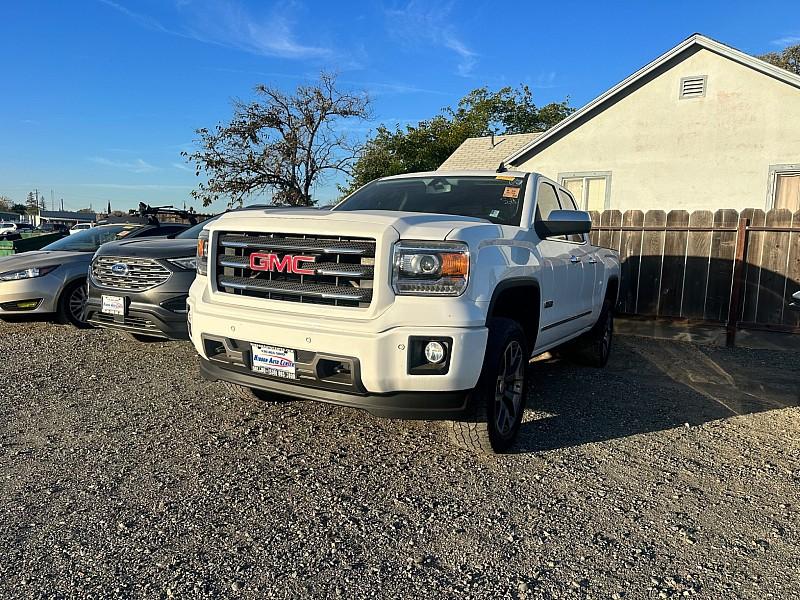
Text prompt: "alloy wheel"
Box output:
[[494, 340, 525, 436], [69, 283, 88, 323], [601, 311, 613, 359]]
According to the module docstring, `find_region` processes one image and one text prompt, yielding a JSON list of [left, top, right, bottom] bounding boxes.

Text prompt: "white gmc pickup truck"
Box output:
[[188, 170, 620, 453]]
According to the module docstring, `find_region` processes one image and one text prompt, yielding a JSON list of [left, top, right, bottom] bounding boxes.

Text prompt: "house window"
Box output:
[[679, 76, 707, 99], [768, 165, 800, 211], [558, 171, 612, 211]]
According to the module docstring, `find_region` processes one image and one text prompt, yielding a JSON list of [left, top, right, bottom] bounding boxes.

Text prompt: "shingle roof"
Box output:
[[438, 132, 542, 170]]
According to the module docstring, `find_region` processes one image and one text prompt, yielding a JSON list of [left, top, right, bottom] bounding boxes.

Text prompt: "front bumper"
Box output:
[[85, 297, 189, 340], [199, 357, 470, 419], [85, 283, 193, 340], [0, 275, 60, 315], [188, 285, 489, 419]]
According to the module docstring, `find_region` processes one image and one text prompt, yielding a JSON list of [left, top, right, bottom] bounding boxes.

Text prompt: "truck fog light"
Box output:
[[424, 341, 445, 364]]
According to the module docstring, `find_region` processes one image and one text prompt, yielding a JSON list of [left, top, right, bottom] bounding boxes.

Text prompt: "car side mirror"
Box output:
[[535, 209, 592, 238]]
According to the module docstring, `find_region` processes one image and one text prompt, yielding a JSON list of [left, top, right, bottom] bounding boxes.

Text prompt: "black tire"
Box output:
[[566, 297, 614, 368], [220, 380, 282, 402], [446, 318, 528, 454], [55, 279, 92, 328]]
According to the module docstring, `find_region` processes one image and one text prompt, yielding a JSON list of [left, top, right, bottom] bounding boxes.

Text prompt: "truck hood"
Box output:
[[209, 208, 489, 241], [0, 250, 91, 273], [95, 238, 197, 259]]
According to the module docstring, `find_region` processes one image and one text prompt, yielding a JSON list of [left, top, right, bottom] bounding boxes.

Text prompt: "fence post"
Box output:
[[726, 217, 749, 347]]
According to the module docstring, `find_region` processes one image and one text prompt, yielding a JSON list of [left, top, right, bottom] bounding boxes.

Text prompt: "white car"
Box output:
[[69, 223, 94, 235], [0, 222, 18, 235], [188, 169, 621, 453]]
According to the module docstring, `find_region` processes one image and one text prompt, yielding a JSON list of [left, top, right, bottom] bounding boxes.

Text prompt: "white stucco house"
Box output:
[[439, 34, 800, 213]]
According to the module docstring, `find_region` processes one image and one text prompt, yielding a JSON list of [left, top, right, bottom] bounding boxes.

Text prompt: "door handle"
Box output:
[[587, 257, 598, 264], [570, 255, 581, 263]]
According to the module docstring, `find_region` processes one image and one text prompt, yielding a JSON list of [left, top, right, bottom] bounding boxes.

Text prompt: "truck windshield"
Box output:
[[334, 175, 528, 226], [42, 225, 139, 252]]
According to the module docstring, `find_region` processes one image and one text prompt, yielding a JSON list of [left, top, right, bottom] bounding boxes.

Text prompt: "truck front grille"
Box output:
[[92, 256, 171, 292], [215, 232, 376, 308]]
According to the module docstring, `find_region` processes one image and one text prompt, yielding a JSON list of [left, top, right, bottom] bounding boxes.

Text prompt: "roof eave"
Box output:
[[506, 33, 800, 165]]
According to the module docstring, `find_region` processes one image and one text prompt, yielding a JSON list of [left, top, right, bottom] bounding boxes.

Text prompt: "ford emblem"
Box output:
[[111, 263, 129, 276]]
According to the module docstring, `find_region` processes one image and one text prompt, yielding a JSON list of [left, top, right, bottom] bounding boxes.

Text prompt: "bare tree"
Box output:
[[183, 73, 371, 207]]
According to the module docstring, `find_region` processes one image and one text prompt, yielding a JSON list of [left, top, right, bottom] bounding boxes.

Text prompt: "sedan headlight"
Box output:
[[0, 265, 60, 281], [167, 256, 197, 271], [392, 241, 469, 296], [196, 231, 210, 276]]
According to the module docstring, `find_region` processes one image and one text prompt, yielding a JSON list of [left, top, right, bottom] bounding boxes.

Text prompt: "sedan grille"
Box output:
[[215, 232, 376, 308], [92, 256, 171, 292]]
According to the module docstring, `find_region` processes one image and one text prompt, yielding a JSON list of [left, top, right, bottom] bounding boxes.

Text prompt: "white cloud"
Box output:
[[99, 0, 332, 60], [385, 1, 478, 76], [771, 35, 800, 46], [172, 162, 192, 171], [89, 157, 159, 173]]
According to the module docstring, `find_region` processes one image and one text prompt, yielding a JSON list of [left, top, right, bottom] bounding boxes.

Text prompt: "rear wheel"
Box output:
[[564, 297, 613, 367], [56, 279, 92, 328], [446, 318, 528, 454]]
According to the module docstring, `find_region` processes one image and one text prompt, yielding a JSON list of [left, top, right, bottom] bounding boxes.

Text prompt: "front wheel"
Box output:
[[445, 318, 528, 454], [56, 279, 92, 329]]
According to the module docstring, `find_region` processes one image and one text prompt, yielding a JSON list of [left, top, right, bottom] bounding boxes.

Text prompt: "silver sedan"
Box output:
[[0, 223, 179, 327]]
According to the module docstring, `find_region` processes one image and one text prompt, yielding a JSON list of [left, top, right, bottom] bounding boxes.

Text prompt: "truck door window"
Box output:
[[535, 182, 566, 241], [557, 189, 585, 243]]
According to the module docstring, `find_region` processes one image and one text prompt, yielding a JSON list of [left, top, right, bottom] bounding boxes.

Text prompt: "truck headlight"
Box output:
[[196, 231, 210, 276], [392, 241, 469, 296], [0, 265, 60, 281]]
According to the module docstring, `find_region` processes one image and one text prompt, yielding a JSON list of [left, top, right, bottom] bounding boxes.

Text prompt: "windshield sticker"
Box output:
[[495, 174, 515, 181], [490, 209, 500, 218], [502, 186, 520, 199], [116, 230, 131, 238]]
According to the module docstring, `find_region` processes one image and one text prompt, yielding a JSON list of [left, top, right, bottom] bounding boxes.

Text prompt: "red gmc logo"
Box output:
[[249, 252, 316, 275]]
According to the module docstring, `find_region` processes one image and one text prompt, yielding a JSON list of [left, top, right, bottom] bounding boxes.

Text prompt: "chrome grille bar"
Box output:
[[92, 256, 171, 292]]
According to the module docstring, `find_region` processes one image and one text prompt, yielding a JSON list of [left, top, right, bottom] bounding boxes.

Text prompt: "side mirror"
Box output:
[[536, 209, 592, 238]]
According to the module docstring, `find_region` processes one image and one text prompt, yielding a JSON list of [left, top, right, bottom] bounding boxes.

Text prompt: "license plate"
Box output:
[[101, 295, 125, 316], [251, 344, 296, 379]]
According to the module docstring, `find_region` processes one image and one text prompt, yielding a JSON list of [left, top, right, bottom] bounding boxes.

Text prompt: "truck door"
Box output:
[[533, 181, 584, 347], [557, 188, 596, 329]]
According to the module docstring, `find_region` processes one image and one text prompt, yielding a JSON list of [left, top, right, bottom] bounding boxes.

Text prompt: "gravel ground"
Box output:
[[0, 320, 798, 599]]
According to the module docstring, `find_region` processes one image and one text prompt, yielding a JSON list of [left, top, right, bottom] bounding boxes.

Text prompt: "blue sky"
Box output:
[[0, 0, 796, 213]]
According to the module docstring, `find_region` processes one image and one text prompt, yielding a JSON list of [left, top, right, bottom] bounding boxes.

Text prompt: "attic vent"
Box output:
[[680, 76, 707, 99]]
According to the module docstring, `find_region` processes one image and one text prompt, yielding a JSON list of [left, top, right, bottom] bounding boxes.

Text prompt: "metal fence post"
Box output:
[[726, 217, 749, 347]]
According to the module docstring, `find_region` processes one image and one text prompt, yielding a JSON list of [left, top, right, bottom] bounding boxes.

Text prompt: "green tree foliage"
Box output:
[[343, 85, 574, 194], [758, 43, 800, 75], [10, 204, 26, 215], [25, 192, 39, 215], [0, 195, 12, 211], [184, 72, 371, 207]]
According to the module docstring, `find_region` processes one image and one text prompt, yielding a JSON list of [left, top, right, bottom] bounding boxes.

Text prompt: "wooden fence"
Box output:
[[588, 208, 800, 339]]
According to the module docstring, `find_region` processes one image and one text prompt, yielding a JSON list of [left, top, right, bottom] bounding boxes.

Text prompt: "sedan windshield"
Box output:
[[42, 225, 140, 252], [334, 175, 528, 226]]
